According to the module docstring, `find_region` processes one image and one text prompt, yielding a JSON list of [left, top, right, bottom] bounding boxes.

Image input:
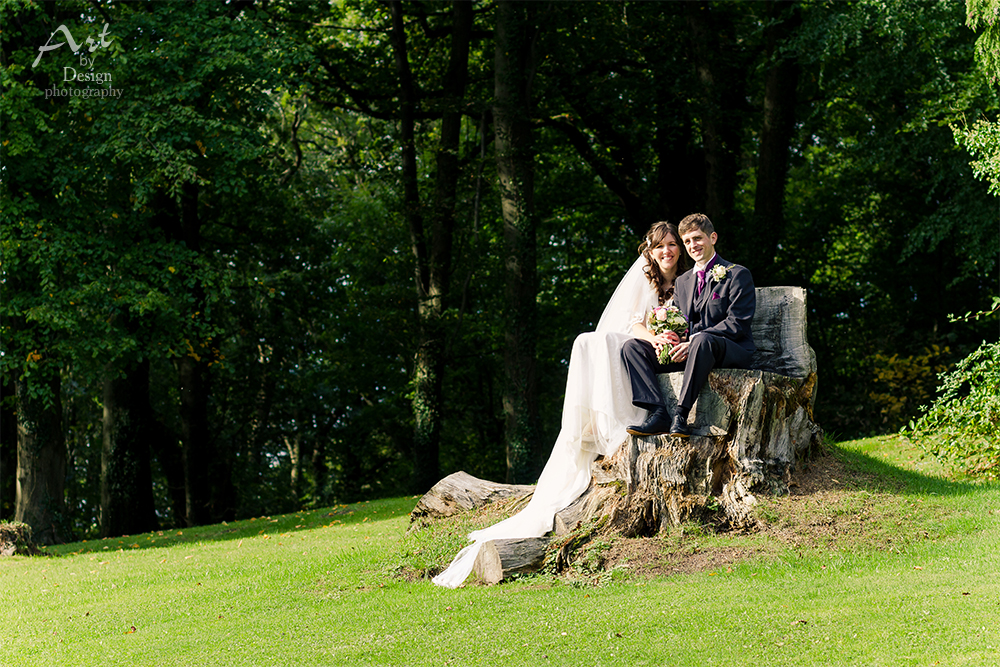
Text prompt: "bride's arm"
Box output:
[[631, 323, 679, 351]]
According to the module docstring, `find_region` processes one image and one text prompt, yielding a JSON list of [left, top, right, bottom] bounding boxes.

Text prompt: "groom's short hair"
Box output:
[[678, 213, 715, 237]]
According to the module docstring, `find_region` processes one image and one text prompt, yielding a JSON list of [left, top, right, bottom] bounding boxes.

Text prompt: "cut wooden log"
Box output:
[[470, 537, 551, 584], [410, 471, 534, 520]]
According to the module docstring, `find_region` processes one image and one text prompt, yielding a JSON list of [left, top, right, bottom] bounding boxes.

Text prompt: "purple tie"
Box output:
[[696, 270, 706, 295]]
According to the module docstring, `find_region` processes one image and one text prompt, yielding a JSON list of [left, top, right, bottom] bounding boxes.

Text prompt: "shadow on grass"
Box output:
[[826, 441, 996, 498], [46, 496, 420, 557]]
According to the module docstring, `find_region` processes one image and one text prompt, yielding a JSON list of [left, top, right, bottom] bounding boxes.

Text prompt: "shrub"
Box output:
[[908, 340, 1000, 479]]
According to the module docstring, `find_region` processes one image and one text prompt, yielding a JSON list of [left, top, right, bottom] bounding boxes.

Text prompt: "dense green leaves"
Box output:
[[2, 0, 997, 537], [908, 339, 1000, 478]]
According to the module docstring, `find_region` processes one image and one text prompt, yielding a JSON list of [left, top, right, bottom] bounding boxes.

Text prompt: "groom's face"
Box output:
[[682, 229, 717, 265]]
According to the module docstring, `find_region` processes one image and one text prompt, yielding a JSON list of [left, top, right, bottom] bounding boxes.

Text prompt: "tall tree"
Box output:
[[751, 1, 802, 282], [495, 0, 543, 482], [14, 375, 66, 545], [387, 0, 474, 492], [684, 2, 750, 228], [0, 381, 15, 521], [101, 360, 157, 537]]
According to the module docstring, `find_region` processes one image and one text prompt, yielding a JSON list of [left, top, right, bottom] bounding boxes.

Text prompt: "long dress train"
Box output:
[[432, 256, 656, 588]]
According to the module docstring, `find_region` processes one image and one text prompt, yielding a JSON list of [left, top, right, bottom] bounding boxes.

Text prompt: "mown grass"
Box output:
[[2, 436, 999, 667]]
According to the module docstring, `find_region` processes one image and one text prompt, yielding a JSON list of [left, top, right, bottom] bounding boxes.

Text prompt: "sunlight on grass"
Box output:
[[2, 438, 999, 666]]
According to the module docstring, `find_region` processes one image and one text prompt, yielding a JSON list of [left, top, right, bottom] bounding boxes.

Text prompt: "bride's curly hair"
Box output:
[[639, 221, 690, 302]]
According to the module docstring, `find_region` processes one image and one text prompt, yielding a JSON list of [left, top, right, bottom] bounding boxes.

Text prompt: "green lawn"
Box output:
[[3, 436, 999, 666]]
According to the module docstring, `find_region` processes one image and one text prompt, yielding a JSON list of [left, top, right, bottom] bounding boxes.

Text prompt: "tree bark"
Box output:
[[176, 181, 220, 525], [179, 352, 213, 525], [496, 0, 543, 484], [148, 417, 186, 527], [471, 537, 551, 584], [1, 379, 17, 521], [389, 0, 474, 494], [685, 3, 746, 226], [14, 375, 67, 545], [411, 470, 535, 520], [101, 359, 158, 537], [753, 3, 801, 282]]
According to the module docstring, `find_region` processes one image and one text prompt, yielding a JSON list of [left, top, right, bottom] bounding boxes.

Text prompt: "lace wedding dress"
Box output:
[[432, 255, 656, 588]]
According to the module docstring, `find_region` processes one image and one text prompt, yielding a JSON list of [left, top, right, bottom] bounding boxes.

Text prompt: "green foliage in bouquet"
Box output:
[[647, 306, 688, 364], [908, 338, 1000, 479]]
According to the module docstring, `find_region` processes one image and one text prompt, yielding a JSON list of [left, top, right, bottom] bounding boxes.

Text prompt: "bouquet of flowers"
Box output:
[[647, 305, 688, 364]]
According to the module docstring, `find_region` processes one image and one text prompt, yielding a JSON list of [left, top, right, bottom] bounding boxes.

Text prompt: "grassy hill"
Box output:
[[2, 436, 999, 666]]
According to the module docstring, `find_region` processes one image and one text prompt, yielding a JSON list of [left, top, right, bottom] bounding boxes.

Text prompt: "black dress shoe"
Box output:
[[669, 414, 692, 439], [626, 408, 673, 436]]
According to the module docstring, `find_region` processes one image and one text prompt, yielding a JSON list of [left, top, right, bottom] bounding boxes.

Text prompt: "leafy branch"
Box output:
[[948, 295, 1000, 322]]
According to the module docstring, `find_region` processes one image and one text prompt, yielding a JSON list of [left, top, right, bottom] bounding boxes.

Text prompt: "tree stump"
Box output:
[[0, 521, 41, 557], [416, 287, 823, 583]]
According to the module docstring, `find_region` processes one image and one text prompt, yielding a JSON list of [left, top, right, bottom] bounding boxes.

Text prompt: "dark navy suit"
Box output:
[[621, 256, 756, 413]]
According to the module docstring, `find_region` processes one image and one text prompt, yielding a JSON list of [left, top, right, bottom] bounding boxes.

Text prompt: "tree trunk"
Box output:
[[389, 0, 474, 494], [1, 379, 17, 521], [149, 418, 186, 527], [286, 430, 302, 502], [176, 182, 214, 526], [496, 0, 543, 484], [101, 359, 157, 537], [179, 353, 214, 525], [14, 375, 66, 545], [685, 3, 746, 226], [753, 3, 801, 282]]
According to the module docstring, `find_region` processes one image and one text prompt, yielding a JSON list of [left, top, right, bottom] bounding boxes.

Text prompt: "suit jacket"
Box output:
[[673, 256, 756, 355]]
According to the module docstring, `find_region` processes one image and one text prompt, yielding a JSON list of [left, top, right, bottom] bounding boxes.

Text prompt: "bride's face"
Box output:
[[650, 235, 681, 274]]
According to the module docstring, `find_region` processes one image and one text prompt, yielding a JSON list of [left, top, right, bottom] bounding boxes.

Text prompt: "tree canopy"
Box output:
[[2, 0, 997, 542]]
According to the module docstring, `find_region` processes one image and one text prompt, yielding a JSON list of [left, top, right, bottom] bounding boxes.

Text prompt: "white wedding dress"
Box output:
[[432, 255, 657, 588]]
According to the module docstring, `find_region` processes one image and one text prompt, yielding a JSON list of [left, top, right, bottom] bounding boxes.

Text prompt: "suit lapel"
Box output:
[[676, 269, 696, 315], [700, 256, 729, 304]]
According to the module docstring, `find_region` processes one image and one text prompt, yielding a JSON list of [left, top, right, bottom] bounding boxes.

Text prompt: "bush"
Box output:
[[868, 345, 950, 432], [908, 340, 1000, 479]]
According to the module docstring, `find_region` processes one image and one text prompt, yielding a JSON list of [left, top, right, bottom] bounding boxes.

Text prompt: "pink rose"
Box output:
[[655, 308, 668, 321]]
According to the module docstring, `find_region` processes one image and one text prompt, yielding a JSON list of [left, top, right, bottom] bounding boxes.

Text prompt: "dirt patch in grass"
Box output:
[[598, 451, 930, 580], [402, 448, 956, 585]]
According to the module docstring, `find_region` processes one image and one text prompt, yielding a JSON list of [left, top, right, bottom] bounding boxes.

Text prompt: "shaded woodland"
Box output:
[[1, 0, 997, 543]]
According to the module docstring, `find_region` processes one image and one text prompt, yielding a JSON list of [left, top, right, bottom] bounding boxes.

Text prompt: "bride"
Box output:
[[432, 221, 690, 588]]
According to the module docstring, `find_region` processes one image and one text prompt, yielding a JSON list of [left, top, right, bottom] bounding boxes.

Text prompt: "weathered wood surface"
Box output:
[[471, 537, 551, 584], [415, 287, 823, 583], [0, 521, 40, 557], [749, 286, 816, 381], [411, 471, 534, 520]]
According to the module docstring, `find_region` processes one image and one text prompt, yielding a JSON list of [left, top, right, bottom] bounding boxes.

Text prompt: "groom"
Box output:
[[622, 213, 756, 437]]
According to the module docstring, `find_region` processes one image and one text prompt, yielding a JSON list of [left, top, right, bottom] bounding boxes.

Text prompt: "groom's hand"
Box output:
[[669, 341, 690, 362]]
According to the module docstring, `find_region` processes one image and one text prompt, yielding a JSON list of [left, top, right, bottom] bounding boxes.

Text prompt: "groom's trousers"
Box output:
[[621, 333, 753, 412]]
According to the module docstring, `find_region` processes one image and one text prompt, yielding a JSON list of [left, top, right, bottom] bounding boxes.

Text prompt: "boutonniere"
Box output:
[[709, 264, 729, 282]]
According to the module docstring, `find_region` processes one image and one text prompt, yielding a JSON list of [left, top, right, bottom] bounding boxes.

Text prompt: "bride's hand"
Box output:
[[651, 332, 673, 353]]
